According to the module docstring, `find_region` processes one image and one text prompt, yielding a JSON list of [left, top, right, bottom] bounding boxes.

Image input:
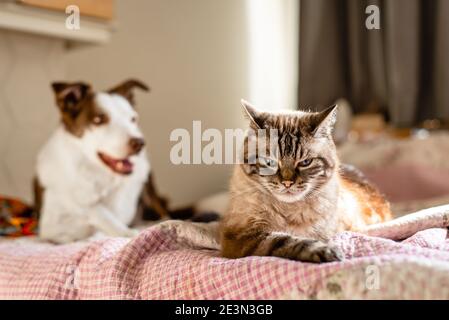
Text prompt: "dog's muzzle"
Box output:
[[129, 137, 145, 155]]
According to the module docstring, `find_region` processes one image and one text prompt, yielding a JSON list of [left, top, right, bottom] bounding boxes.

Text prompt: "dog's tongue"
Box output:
[[112, 158, 133, 174], [98, 152, 133, 175]]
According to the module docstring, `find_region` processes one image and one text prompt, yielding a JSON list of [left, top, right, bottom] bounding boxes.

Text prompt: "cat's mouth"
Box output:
[[274, 191, 305, 203], [98, 152, 134, 175], [272, 187, 308, 203], [281, 190, 302, 197], [279, 187, 304, 195]]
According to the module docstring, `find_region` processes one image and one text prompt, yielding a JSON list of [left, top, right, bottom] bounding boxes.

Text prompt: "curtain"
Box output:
[[298, 0, 449, 127]]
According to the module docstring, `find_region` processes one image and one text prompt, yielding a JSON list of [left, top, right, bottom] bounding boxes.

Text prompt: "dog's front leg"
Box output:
[[88, 205, 139, 238]]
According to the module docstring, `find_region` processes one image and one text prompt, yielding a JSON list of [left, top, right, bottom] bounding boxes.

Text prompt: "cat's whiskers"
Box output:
[[221, 102, 391, 262], [230, 184, 261, 199]]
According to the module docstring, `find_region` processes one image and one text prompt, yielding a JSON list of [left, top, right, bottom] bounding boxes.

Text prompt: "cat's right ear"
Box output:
[[241, 99, 265, 129], [311, 104, 338, 138]]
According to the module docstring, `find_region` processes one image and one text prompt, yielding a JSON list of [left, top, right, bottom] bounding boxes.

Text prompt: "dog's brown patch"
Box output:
[[137, 173, 170, 221], [51, 82, 109, 137], [32, 176, 44, 219], [108, 79, 150, 106], [136, 173, 220, 223], [51, 79, 149, 136]]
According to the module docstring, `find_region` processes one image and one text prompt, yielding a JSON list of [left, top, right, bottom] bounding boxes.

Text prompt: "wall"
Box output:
[[0, 0, 298, 206], [0, 30, 64, 202], [66, 0, 250, 206]]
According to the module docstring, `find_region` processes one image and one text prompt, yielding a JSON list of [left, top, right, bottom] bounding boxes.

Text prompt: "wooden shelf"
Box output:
[[18, 0, 114, 20], [0, 2, 114, 46]]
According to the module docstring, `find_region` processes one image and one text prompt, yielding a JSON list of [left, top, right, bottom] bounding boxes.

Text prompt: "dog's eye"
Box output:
[[131, 117, 137, 123], [92, 114, 107, 125], [298, 158, 313, 167]]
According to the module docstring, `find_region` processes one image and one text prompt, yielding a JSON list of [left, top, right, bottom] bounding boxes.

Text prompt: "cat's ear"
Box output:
[[241, 99, 266, 128], [311, 104, 338, 137]]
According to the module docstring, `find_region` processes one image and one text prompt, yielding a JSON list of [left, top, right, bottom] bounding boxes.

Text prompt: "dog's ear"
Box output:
[[108, 79, 150, 105], [51, 82, 92, 118]]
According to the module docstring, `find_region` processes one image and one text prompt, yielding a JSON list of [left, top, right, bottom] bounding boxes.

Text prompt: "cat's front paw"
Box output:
[[290, 240, 345, 263], [312, 243, 345, 263]]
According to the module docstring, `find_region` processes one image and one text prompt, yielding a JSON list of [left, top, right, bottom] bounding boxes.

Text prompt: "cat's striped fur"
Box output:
[[220, 101, 391, 263]]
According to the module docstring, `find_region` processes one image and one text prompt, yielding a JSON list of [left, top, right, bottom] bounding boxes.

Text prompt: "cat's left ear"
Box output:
[[241, 99, 266, 129], [311, 104, 338, 137]]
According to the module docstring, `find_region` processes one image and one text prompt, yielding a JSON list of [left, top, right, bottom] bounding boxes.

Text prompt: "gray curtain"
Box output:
[[298, 0, 449, 127]]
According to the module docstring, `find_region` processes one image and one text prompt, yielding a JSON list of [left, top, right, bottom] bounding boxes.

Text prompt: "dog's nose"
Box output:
[[281, 180, 293, 188], [129, 137, 145, 154]]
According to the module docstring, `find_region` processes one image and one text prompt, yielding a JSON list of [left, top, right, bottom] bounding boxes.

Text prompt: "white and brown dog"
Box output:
[[34, 79, 180, 243]]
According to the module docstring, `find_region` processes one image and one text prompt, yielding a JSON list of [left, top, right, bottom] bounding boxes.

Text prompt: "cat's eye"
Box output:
[[298, 158, 313, 167], [92, 114, 107, 125], [257, 156, 278, 176], [259, 157, 278, 168]]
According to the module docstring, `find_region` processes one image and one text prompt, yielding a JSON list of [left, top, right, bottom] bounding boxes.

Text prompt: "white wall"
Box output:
[[66, 0, 250, 206], [0, 30, 64, 202]]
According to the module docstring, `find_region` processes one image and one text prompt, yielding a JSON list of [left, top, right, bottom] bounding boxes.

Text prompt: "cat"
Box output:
[[220, 100, 391, 263]]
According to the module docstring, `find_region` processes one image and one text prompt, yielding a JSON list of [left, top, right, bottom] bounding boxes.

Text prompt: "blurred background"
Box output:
[[0, 0, 448, 215]]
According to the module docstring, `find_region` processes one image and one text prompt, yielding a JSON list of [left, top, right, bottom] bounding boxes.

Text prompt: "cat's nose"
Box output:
[[282, 180, 293, 188]]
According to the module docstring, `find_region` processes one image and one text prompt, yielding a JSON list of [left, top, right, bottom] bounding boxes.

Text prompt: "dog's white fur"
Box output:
[[37, 92, 150, 243]]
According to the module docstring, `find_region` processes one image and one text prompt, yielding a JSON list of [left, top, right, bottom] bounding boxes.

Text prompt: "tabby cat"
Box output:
[[220, 100, 391, 263]]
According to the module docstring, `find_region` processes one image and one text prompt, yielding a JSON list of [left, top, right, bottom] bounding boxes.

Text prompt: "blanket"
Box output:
[[0, 205, 449, 299], [0, 196, 37, 237]]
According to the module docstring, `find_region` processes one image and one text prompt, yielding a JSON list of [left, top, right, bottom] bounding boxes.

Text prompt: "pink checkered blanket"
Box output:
[[1, 205, 449, 299]]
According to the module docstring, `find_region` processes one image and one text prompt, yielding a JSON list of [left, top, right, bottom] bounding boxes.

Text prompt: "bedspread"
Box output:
[[1, 205, 449, 299]]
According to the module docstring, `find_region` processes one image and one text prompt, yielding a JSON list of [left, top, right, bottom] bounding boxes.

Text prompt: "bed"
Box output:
[[0, 205, 449, 299], [1, 132, 449, 299]]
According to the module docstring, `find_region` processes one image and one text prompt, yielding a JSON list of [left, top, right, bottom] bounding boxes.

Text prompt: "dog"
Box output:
[[35, 79, 180, 243]]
